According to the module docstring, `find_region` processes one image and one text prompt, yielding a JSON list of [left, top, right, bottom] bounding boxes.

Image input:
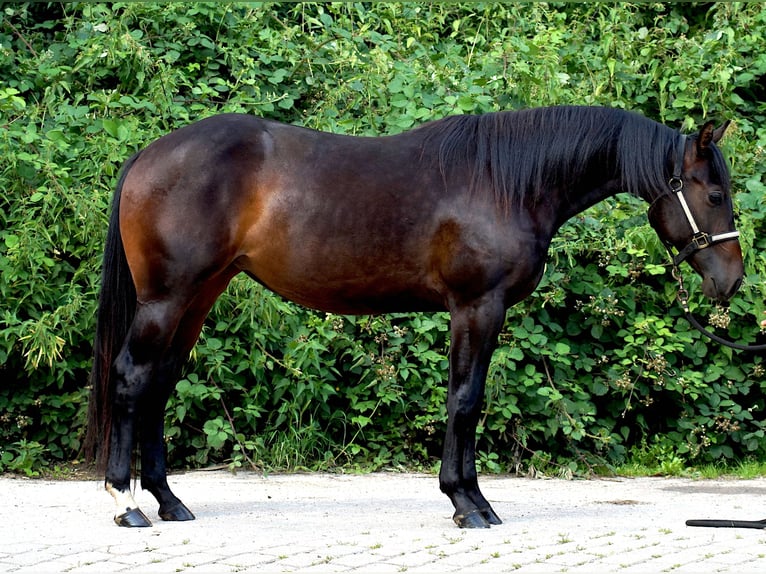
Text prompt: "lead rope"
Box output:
[[686, 518, 766, 529], [671, 264, 766, 352], [677, 263, 766, 529]]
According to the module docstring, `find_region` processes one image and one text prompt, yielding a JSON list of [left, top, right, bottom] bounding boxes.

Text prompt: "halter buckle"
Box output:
[[690, 232, 712, 250], [668, 176, 684, 193]]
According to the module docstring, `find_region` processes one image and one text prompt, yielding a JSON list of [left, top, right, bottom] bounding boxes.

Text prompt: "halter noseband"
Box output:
[[649, 134, 740, 266]]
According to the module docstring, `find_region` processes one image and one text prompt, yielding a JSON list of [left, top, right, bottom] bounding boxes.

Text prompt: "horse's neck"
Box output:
[[548, 178, 625, 232]]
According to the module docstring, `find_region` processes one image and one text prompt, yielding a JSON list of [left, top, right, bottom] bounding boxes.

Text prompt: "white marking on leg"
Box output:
[[106, 481, 138, 515]]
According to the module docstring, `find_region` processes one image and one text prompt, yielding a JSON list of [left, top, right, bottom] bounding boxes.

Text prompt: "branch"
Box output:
[[5, 20, 38, 58]]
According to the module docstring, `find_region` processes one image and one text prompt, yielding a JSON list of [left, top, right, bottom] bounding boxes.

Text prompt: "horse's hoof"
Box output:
[[159, 501, 195, 522], [480, 507, 503, 525], [115, 507, 153, 527], [453, 509, 490, 529]]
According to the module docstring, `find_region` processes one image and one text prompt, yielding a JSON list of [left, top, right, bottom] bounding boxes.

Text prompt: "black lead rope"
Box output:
[[676, 273, 766, 532], [683, 309, 766, 352], [676, 265, 766, 528], [671, 265, 766, 353], [677, 273, 766, 528], [686, 518, 766, 529]]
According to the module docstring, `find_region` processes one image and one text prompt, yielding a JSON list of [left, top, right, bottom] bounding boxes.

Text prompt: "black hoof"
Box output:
[[454, 509, 490, 529], [480, 507, 503, 525], [115, 507, 153, 527], [159, 501, 196, 522]]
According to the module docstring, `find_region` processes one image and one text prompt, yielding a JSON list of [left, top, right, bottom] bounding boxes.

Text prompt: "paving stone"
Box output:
[[2, 472, 766, 573]]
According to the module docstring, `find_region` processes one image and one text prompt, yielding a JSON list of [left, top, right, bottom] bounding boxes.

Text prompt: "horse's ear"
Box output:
[[713, 120, 731, 143], [697, 120, 730, 155]]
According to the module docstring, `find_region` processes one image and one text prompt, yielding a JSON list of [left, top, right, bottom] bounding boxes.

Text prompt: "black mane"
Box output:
[[423, 106, 716, 210]]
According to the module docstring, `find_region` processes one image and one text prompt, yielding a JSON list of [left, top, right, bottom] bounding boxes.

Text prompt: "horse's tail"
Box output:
[[83, 152, 141, 471]]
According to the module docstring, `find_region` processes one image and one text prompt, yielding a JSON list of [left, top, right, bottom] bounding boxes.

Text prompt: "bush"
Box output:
[[2, 2, 765, 475]]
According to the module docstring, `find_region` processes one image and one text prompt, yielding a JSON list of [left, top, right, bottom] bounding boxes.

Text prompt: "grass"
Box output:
[[23, 446, 766, 483], [614, 458, 766, 479]]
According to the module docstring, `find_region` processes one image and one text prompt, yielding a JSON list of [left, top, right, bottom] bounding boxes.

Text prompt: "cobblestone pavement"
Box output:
[[2, 471, 766, 572]]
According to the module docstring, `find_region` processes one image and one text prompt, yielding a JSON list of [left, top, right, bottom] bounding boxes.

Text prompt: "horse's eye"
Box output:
[[709, 192, 723, 206]]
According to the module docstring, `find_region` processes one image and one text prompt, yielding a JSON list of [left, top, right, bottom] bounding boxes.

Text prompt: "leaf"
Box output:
[[554, 342, 570, 355], [102, 118, 120, 139]]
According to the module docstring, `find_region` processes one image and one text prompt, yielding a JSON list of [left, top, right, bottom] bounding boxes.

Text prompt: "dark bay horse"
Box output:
[[85, 106, 743, 529]]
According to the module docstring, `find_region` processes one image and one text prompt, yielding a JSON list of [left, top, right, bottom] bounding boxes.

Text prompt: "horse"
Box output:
[[84, 105, 743, 529]]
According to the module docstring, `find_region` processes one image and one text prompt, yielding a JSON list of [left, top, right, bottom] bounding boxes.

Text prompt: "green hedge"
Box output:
[[1, 2, 765, 476]]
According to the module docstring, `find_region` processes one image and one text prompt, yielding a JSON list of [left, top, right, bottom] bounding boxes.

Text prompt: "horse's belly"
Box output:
[[240, 251, 444, 315]]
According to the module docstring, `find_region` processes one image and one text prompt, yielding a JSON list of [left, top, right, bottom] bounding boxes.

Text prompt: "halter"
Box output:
[[649, 134, 740, 267], [650, 134, 765, 353]]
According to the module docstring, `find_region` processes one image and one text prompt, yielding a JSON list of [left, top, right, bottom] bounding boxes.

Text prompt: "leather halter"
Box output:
[[649, 134, 765, 353], [648, 134, 740, 266]]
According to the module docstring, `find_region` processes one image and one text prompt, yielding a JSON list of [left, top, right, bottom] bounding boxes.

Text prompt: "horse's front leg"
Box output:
[[440, 294, 505, 528]]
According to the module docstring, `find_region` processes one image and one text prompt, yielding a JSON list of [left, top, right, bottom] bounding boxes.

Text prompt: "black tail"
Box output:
[[83, 152, 141, 470]]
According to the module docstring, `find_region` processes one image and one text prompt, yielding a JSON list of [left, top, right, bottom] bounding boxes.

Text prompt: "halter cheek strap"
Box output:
[[651, 134, 740, 266]]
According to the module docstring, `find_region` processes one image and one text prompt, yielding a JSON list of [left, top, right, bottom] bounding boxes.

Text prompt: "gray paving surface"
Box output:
[[1, 471, 766, 572]]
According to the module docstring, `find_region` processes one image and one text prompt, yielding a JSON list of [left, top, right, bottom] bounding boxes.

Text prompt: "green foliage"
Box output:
[[2, 2, 765, 475]]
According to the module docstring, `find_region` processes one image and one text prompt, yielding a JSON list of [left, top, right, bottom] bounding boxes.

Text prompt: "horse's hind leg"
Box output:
[[137, 271, 236, 522], [106, 299, 189, 527], [138, 354, 194, 522]]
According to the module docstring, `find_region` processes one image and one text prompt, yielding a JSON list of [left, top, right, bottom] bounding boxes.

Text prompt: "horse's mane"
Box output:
[[421, 106, 727, 210]]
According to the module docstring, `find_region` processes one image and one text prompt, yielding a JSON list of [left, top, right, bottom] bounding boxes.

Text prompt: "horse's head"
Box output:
[[648, 121, 743, 302]]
